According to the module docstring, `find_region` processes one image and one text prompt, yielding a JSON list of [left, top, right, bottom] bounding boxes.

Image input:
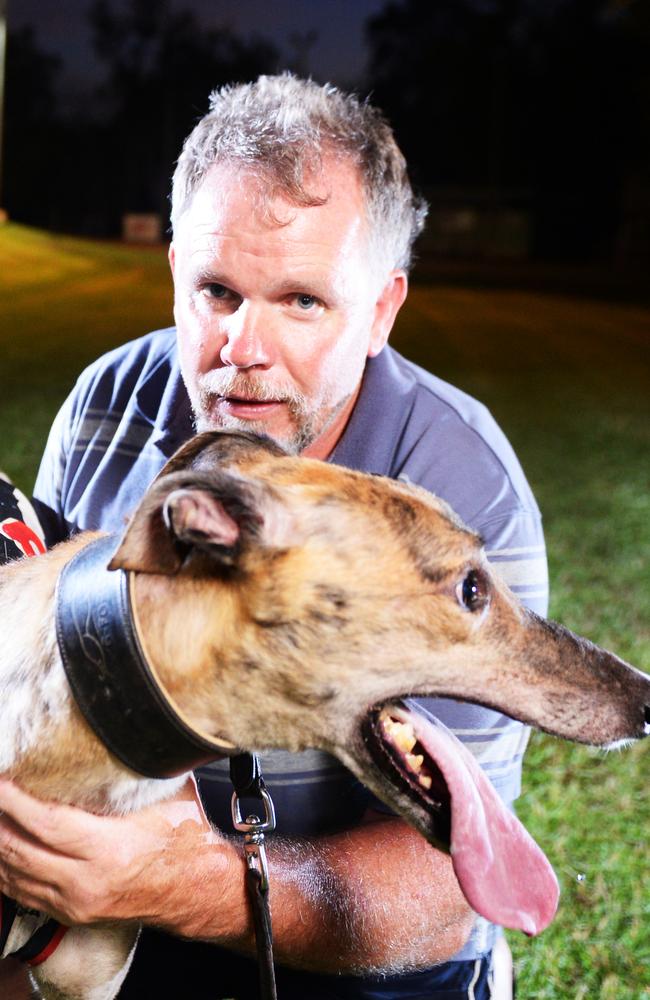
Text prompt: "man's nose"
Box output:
[[219, 302, 273, 369]]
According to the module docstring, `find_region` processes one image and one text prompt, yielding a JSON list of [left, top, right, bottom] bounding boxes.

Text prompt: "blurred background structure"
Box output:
[[1, 0, 650, 271], [0, 4, 649, 999]]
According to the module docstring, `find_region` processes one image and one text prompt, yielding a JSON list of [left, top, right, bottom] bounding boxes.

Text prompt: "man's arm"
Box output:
[[0, 778, 473, 976]]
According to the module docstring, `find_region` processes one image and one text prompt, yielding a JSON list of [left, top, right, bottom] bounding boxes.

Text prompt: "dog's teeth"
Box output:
[[379, 712, 434, 791], [380, 714, 417, 753], [393, 725, 417, 753], [405, 753, 424, 773], [380, 713, 399, 736]]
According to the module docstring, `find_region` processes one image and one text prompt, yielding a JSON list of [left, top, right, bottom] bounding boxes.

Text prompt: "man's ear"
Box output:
[[367, 270, 408, 358], [107, 471, 296, 575], [168, 242, 176, 277]]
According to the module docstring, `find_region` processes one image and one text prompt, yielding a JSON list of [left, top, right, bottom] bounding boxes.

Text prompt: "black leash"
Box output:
[[230, 753, 278, 1000]]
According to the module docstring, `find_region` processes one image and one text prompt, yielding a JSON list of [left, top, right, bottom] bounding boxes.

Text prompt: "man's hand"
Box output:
[[0, 776, 230, 929], [0, 778, 474, 975]]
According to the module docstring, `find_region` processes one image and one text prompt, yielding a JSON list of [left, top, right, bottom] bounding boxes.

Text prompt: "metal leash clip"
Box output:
[[230, 755, 278, 999], [231, 785, 276, 891]]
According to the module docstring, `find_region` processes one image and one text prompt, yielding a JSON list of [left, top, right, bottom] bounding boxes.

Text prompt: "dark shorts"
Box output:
[[119, 928, 493, 999]]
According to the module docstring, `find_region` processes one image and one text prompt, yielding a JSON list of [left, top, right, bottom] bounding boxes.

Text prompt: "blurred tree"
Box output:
[[524, 0, 643, 257], [614, 0, 650, 260], [366, 0, 647, 259], [88, 0, 279, 233], [366, 0, 528, 189], [3, 26, 62, 226], [3, 0, 278, 235]]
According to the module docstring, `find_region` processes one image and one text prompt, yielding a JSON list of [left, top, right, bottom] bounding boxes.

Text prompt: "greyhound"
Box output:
[[0, 430, 648, 999]]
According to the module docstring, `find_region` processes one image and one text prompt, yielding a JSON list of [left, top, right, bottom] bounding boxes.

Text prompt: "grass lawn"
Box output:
[[1, 222, 649, 997]]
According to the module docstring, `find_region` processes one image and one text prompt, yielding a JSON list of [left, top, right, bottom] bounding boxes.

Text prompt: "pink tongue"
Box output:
[[394, 703, 559, 935]]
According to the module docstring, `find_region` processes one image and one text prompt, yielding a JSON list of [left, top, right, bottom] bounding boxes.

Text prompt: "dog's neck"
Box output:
[[130, 571, 242, 740], [0, 548, 71, 775]]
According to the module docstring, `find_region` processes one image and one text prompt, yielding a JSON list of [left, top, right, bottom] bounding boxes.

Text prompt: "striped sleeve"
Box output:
[[32, 390, 78, 545], [482, 511, 549, 617]]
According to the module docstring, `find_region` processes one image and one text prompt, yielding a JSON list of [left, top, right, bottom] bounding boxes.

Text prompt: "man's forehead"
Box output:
[[178, 158, 368, 238], [174, 161, 375, 292]]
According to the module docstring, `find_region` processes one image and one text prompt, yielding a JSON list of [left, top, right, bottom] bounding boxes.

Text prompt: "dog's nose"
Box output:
[[644, 705, 650, 736]]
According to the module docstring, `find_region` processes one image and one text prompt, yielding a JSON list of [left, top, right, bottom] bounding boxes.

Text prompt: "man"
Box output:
[[0, 75, 546, 998]]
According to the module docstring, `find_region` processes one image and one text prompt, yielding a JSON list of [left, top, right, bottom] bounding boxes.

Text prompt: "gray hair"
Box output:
[[170, 73, 428, 276]]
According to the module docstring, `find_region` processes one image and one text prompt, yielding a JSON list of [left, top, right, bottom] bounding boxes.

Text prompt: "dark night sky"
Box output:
[[8, 0, 388, 100], [8, 0, 649, 261]]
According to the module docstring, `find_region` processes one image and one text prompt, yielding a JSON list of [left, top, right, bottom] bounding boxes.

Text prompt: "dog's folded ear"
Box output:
[[162, 488, 241, 550], [154, 430, 288, 479], [107, 469, 296, 575]]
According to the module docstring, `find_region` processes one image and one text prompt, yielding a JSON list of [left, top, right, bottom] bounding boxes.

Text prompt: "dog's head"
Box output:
[[109, 430, 650, 936]]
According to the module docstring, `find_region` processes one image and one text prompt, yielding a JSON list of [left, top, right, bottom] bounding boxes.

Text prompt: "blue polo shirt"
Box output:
[[33, 328, 548, 992]]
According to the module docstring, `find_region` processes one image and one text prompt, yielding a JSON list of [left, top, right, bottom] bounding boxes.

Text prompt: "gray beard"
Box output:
[[193, 380, 352, 456], [194, 405, 313, 455]]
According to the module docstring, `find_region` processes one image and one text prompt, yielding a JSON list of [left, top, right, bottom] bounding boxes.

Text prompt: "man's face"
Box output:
[[169, 159, 406, 458]]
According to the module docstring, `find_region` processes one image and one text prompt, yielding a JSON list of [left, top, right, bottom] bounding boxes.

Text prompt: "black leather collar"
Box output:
[[55, 534, 237, 778]]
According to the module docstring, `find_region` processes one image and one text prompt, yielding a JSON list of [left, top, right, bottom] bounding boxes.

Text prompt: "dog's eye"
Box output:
[[456, 570, 489, 613]]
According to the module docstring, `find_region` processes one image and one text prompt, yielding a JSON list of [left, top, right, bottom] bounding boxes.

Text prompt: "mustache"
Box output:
[[198, 372, 307, 408]]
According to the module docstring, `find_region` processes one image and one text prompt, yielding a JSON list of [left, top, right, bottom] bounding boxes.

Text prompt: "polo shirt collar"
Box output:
[[330, 346, 417, 476], [134, 334, 417, 471], [134, 332, 195, 458]]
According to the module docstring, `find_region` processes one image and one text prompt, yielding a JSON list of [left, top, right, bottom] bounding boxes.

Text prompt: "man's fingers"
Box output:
[[0, 804, 111, 925], [0, 814, 65, 917], [0, 811, 70, 883], [0, 806, 75, 918], [0, 868, 61, 918], [0, 780, 99, 858], [0, 776, 219, 926]]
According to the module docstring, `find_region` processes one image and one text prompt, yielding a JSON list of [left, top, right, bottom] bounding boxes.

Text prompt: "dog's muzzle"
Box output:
[[55, 534, 237, 778]]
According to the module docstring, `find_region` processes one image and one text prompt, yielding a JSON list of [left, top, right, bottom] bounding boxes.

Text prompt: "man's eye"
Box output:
[[205, 283, 229, 299], [295, 294, 317, 310]]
